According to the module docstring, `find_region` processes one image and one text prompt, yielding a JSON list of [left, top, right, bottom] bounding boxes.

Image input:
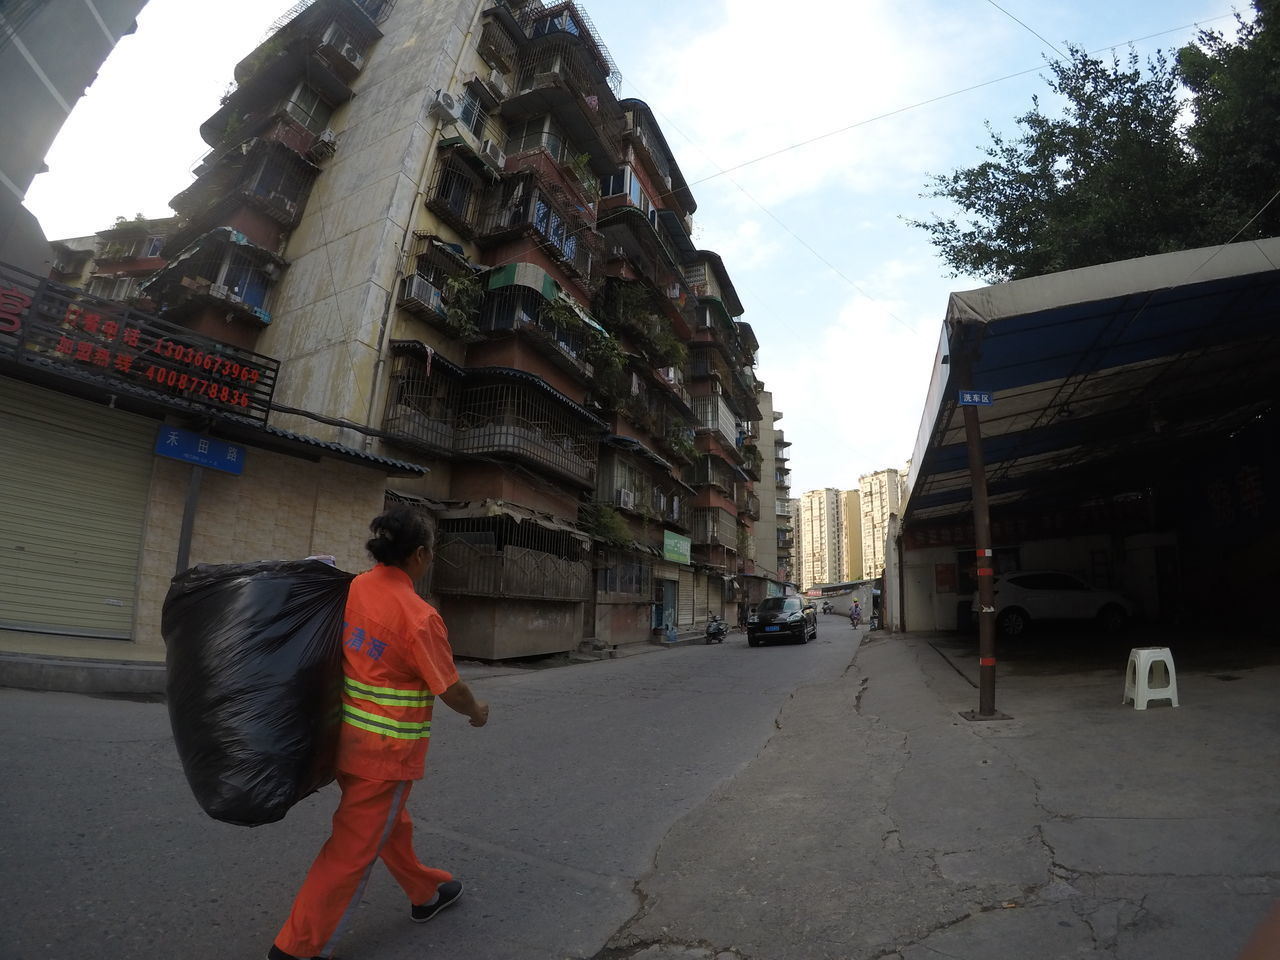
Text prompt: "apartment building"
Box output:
[[842, 487, 862, 582], [799, 487, 842, 589], [860, 467, 902, 579], [747, 385, 792, 598], [2, 0, 767, 663], [50, 216, 180, 306]]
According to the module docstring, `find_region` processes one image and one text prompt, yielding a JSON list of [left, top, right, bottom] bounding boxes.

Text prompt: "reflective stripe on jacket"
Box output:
[[341, 678, 433, 741]]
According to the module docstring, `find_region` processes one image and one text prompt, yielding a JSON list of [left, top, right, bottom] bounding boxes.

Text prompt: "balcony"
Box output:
[[777, 535, 795, 551], [741, 445, 762, 481], [504, 130, 600, 209], [689, 506, 738, 549], [475, 174, 601, 281], [454, 370, 601, 487], [736, 491, 760, 520], [142, 229, 281, 328], [434, 515, 591, 601], [381, 343, 461, 455], [501, 36, 623, 170], [425, 149, 487, 238], [478, 285, 595, 382]]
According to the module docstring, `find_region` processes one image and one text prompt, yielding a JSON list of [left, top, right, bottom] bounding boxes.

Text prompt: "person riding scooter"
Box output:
[[850, 600, 862, 628], [705, 613, 727, 644]]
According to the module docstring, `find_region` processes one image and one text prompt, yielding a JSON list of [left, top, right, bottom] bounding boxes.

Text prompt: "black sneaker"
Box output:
[[411, 879, 464, 923]]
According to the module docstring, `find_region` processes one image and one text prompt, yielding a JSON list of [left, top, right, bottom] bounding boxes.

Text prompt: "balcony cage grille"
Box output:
[[689, 507, 738, 548], [476, 174, 600, 280], [595, 545, 653, 597], [381, 352, 460, 454], [479, 285, 593, 377], [455, 379, 598, 485], [426, 152, 486, 238], [434, 515, 590, 601], [512, 1, 621, 95], [686, 454, 737, 493]]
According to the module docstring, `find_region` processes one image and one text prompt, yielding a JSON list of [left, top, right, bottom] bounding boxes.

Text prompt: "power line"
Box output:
[[684, 14, 1235, 190], [980, 0, 1069, 61]]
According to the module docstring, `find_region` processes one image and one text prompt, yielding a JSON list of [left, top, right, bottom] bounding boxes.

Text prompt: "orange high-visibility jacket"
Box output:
[[335, 564, 459, 782]]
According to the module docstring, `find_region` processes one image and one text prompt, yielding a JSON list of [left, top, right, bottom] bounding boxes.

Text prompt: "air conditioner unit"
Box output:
[[480, 138, 506, 170], [308, 128, 338, 160], [615, 489, 635, 510], [340, 44, 365, 70], [253, 306, 272, 324], [428, 89, 463, 123], [487, 67, 509, 98], [209, 282, 229, 299], [402, 274, 444, 315], [660, 366, 683, 386]]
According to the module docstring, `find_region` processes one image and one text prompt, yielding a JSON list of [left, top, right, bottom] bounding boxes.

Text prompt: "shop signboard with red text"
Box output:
[[0, 261, 278, 425]]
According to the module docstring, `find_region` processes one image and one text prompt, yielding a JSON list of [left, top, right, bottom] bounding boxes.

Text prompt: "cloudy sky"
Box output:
[[26, 0, 1241, 496]]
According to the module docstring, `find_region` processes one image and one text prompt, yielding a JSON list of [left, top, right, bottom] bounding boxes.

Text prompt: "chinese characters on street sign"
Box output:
[[154, 426, 245, 475], [957, 389, 993, 406]]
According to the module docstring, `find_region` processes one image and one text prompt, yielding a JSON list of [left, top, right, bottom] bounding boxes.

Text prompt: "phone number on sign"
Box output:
[[143, 364, 253, 408], [153, 338, 263, 384]]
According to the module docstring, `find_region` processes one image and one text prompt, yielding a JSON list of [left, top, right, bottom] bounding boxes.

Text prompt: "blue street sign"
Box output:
[[958, 389, 993, 406], [154, 426, 245, 475]]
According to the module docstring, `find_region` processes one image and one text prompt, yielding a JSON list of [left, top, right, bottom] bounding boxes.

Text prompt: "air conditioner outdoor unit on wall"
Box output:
[[480, 139, 506, 170], [488, 67, 509, 98], [308, 128, 338, 161], [209, 282, 229, 300], [615, 489, 635, 510], [341, 44, 365, 70], [428, 89, 463, 123], [403, 274, 444, 314]]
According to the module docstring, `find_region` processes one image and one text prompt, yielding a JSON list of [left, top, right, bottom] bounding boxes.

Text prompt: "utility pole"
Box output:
[[957, 347, 1009, 721]]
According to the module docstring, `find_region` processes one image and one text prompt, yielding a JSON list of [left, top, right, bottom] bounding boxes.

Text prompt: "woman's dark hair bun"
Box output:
[[366, 506, 432, 566]]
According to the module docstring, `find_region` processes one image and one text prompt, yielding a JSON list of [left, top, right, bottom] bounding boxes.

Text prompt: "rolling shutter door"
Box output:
[[678, 568, 694, 626], [0, 379, 154, 638]]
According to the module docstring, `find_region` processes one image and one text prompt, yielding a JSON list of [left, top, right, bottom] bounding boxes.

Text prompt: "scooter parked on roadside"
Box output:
[[705, 614, 727, 644]]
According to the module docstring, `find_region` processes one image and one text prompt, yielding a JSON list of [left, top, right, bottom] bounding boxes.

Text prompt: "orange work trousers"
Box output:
[[274, 772, 452, 959]]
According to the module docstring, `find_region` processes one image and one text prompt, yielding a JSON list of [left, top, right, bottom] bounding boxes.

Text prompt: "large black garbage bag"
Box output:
[[162, 559, 354, 826]]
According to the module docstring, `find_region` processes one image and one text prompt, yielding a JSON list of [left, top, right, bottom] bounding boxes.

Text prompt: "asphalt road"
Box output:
[[0, 615, 861, 960]]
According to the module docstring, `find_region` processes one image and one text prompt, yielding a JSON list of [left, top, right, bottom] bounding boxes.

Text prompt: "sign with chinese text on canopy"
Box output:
[[663, 530, 691, 565], [957, 389, 993, 406], [0, 261, 279, 426], [155, 426, 245, 475]]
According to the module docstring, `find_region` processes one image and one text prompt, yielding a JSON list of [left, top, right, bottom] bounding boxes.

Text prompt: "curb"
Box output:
[[0, 651, 167, 696]]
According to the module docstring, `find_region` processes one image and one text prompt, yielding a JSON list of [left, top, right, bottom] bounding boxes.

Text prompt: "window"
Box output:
[[222, 249, 271, 308], [284, 83, 333, 134], [323, 21, 362, 57], [144, 236, 164, 258], [459, 85, 489, 139], [531, 11, 581, 38], [600, 168, 625, 197]]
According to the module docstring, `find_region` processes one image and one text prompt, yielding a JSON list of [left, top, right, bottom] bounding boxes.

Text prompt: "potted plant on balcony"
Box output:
[[442, 273, 483, 340]]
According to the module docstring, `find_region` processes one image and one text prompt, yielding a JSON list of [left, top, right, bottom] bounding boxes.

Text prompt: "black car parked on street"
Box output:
[[747, 596, 817, 646]]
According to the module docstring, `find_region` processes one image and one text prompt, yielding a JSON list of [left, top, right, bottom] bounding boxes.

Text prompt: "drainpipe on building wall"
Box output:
[[364, 0, 488, 449]]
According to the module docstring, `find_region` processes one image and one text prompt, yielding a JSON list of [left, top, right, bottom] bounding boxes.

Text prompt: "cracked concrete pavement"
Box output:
[[601, 631, 1280, 959]]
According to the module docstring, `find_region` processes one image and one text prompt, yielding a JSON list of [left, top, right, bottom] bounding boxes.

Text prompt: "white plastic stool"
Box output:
[[1123, 647, 1179, 709]]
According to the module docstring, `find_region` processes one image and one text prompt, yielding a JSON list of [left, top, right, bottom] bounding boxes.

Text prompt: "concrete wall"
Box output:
[[134, 448, 388, 655], [260, 0, 480, 434], [441, 595, 583, 659], [595, 597, 653, 647]]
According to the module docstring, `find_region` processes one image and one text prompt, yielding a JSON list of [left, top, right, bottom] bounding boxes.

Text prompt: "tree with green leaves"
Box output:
[[908, 46, 1202, 283], [1178, 0, 1280, 243]]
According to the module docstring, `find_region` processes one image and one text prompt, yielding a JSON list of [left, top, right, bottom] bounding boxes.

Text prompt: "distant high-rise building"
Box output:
[[859, 468, 902, 579], [841, 488, 863, 582], [799, 487, 842, 588]]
